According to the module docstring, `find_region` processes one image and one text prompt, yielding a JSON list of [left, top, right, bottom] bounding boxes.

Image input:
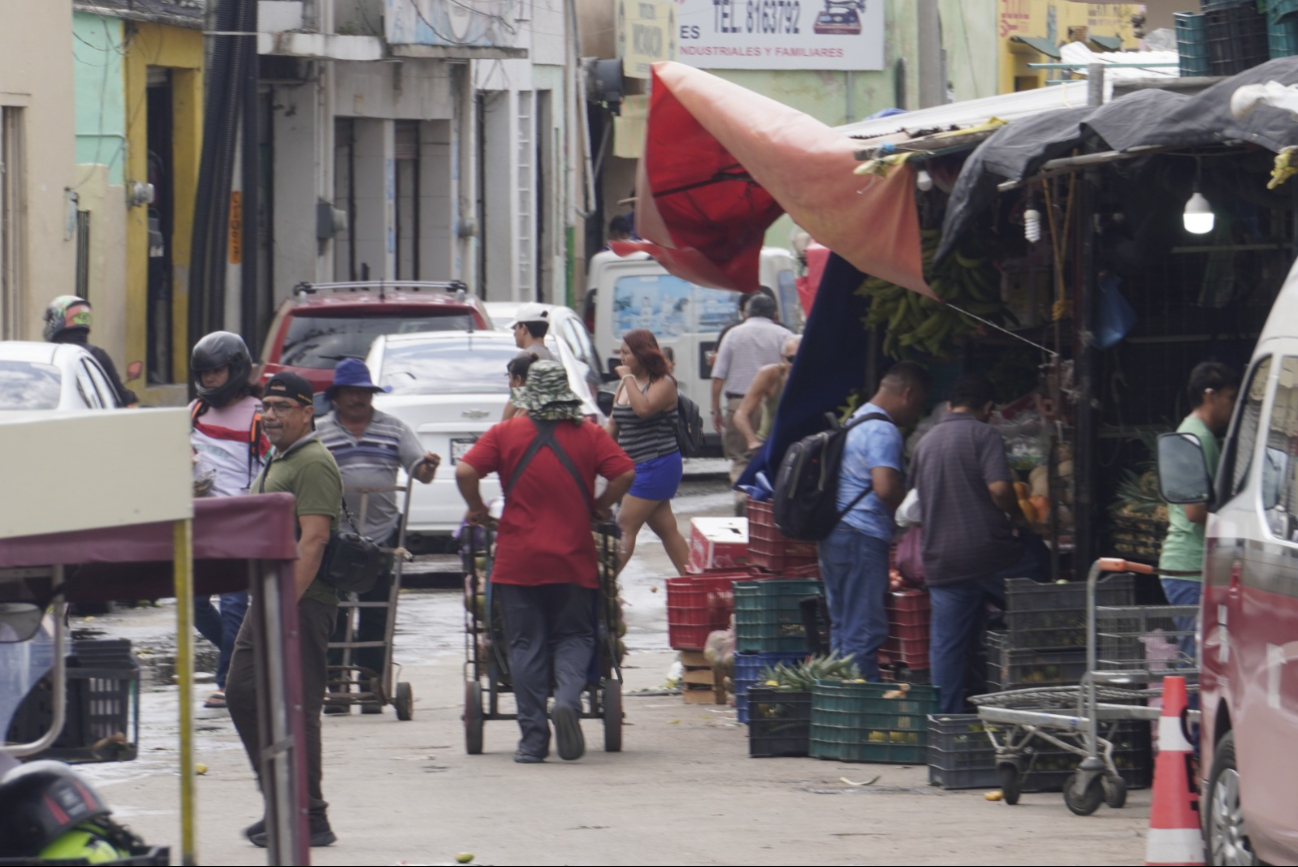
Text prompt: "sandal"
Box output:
[[204, 690, 227, 709]]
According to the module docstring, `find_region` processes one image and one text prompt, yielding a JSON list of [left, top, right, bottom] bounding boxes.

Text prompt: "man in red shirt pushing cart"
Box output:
[[456, 361, 636, 762]]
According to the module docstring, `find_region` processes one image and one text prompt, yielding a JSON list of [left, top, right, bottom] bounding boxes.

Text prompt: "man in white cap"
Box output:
[[512, 303, 555, 362]]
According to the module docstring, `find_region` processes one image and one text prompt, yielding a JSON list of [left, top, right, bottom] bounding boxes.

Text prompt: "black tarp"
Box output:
[[936, 58, 1298, 262]]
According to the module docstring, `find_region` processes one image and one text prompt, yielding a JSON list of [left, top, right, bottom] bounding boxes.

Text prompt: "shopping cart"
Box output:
[[324, 461, 429, 720], [461, 521, 624, 754], [973, 558, 1199, 815]]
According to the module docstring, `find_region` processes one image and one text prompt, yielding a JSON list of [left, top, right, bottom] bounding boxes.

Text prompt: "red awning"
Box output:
[[624, 62, 932, 299]]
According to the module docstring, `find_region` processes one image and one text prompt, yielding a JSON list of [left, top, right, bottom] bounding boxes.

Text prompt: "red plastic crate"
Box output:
[[746, 498, 818, 571], [885, 589, 930, 614], [666, 573, 752, 651], [889, 622, 929, 642], [881, 635, 930, 668]]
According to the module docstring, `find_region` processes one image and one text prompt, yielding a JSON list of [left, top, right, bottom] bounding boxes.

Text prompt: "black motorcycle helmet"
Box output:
[[0, 761, 113, 856], [192, 331, 253, 408]]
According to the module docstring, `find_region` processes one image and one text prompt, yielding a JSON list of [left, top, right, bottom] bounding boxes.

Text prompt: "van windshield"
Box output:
[[611, 275, 742, 339], [280, 313, 474, 369]]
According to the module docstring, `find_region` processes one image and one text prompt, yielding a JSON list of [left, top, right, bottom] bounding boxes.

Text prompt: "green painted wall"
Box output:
[[939, 0, 998, 102], [72, 12, 127, 186]]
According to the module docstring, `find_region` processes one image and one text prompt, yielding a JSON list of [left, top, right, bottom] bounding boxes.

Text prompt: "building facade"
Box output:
[[0, 0, 77, 343]]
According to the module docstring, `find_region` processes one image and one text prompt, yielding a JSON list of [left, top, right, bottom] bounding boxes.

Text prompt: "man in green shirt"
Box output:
[[225, 372, 343, 849], [1160, 362, 1239, 652]]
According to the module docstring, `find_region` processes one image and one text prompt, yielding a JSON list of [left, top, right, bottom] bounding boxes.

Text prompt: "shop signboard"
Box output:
[[674, 0, 885, 71], [618, 0, 679, 78], [385, 0, 519, 47]]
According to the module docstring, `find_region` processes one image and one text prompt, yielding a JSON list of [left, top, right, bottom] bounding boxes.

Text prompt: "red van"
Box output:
[[258, 281, 492, 394], [1159, 284, 1298, 865]]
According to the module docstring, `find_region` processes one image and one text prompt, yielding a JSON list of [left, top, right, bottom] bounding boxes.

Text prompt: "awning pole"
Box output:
[[173, 518, 197, 866]]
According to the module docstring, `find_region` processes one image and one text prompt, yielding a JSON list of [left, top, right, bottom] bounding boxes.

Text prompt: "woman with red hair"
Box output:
[[606, 329, 690, 575]]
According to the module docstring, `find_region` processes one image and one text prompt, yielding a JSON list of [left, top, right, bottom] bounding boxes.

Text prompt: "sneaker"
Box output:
[[323, 704, 349, 715], [203, 690, 227, 709], [249, 815, 336, 848], [243, 818, 265, 842], [513, 750, 546, 764], [551, 704, 585, 761]]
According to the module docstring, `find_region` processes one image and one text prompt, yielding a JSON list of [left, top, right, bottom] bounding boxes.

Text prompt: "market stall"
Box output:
[[0, 410, 311, 865]]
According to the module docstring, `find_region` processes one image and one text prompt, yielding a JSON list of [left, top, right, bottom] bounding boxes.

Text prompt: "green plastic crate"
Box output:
[[809, 680, 940, 764], [734, 580, 823, 653], [1175, 12, 1213, 76], [1270, 16, 1298, 57]]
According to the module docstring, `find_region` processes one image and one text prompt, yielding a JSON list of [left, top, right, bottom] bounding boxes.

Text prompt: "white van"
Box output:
[[584, 247, 801, 415]]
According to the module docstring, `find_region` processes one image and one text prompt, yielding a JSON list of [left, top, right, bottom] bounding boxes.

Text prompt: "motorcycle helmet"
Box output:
[[43, 296, 92, 343], [192, 331, 254, 408], [38, 824, 130, 863], [0, 761, 113, 856]]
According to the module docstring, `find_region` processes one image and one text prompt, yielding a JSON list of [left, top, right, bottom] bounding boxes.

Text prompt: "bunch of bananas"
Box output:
[[856, 229, 1010, 360]]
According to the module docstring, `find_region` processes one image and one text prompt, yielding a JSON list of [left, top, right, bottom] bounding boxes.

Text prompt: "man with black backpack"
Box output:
[[816, 362, 930, 679], [456, 361, 635, 763]]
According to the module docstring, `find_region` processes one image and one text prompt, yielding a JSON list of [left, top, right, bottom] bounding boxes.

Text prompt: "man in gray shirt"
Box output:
[[709, 293, 792, 513], [317, 359, 440, 709], [910, 373, 1042, 713]]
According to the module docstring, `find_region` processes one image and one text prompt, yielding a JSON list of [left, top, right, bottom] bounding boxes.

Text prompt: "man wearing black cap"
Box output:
[[225, 371, 344, 848]]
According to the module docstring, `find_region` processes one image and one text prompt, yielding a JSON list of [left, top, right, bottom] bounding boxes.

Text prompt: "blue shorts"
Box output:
[[628, 452, 682, 501]]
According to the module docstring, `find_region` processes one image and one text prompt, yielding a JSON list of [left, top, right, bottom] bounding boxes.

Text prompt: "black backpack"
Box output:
[[772, 411, 893, 542], [674, 392, 706, 457]]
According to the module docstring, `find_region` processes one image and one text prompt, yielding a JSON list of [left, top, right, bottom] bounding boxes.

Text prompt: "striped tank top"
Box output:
[[612, 379, 680, 465]]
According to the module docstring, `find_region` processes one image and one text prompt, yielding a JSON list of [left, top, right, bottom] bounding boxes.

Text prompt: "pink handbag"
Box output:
[[895, 525, 927, 588]]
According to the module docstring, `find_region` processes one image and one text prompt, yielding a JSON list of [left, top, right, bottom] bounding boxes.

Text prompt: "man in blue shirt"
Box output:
[[819, 362, 930, 679]]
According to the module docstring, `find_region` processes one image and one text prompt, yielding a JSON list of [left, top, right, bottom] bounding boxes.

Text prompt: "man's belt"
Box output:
[[725, 392, 746, 400]]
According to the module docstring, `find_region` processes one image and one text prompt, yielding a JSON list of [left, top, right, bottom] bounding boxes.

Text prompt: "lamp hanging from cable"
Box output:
[[1183, 159, 1214, 235]]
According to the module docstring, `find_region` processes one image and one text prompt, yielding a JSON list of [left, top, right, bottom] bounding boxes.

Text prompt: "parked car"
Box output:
[[364, 330, 602, 542], [484, 300, 606, 393], [0, 342, 123, 410], [1157, 272, 1298, 865], [259, 281, 493, 393], [584, 247, 801, 443]]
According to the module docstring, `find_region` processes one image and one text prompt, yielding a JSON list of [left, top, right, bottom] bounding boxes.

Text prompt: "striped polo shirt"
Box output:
[[317, 408, 425, 540]]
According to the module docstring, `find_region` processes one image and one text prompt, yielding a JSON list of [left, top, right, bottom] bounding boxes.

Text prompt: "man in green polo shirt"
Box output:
[[1160, 361, 1239, 658], [225, 371, 343, 849]]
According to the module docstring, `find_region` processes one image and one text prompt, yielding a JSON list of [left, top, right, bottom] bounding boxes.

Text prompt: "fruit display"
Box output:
[[1109, 468, 1169, 563], [757, 653, 862, 692], [856, 231, 1012, 360]]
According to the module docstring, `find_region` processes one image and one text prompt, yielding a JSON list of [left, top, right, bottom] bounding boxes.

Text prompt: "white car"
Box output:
[[365, 330, 603, 540], [0, 342, 123, 410], [484, 301, 607, 397]]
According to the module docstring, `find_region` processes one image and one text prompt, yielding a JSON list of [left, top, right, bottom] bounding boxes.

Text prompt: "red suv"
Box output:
[[259, 281, 492, 393]]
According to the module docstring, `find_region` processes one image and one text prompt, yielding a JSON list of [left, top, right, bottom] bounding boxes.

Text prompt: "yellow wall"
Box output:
[[123, 22, 203, 404], [997, 0, 1143, 94]]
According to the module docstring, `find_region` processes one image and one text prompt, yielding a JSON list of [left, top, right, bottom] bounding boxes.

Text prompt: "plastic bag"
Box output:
[[895, 526, 926, 588]]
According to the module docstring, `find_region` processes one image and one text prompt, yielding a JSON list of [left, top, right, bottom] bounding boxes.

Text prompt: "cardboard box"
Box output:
[[688, 517, 749, 573]]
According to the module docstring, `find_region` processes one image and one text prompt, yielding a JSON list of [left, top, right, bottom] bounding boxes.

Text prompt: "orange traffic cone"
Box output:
[[1145, 676, 1203, 866]]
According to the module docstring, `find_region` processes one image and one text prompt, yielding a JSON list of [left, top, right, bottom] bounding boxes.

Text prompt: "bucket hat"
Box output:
[[516, 360, 583, 421], [325, 358, 391, 400]]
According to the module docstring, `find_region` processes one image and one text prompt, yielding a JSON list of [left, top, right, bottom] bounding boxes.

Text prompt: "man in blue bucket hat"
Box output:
[[317, 359, 441, 712]]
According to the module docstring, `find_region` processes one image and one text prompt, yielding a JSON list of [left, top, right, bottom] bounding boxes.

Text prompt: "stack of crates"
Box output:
[[1270, 0, 1298, 58], [989, 576, 1135, 692], [734, 579, 824, 654], [665, 571, 751, 651], [880, 589, 931, 677], [734, 650, 809, 723], [1175, 12, 1212, 76], [1204, 1, 1270, 75], [746, 497, 818, 572], [810, 680, 940, 764]]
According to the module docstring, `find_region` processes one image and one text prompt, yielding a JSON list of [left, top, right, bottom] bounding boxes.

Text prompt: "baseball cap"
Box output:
[[263, 371, 315, 406], [513, 303, 551, 326]]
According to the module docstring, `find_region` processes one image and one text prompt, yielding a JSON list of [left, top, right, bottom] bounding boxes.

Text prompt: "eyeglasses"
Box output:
[[260, 400, 307, 416]]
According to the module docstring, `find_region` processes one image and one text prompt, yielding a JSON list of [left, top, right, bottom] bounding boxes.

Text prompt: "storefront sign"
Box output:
[[618, 1, 678, 79], [674, 0, 884, 71]]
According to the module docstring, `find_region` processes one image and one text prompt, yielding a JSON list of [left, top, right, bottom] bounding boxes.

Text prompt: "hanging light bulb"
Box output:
[[1024, 207, 1042, 243], [916, 169, 933, 192], [1183, 190, 1214, 235]]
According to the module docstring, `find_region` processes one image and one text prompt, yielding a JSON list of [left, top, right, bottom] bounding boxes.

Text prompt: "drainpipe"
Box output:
[[456, 62, 478, 294]]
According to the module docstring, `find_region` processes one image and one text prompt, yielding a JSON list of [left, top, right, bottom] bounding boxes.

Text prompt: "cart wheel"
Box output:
[[602, 681, 623, 753], [1102, 775, 1127, 809], [395, 682, 414, 722], [997, 763, 1022, 806], [1063, 772, 1104, 816], [464, 682, 484, 754]]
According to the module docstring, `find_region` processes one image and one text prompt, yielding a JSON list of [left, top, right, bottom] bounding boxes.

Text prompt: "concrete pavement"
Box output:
[[68, 485, 1153, 865]]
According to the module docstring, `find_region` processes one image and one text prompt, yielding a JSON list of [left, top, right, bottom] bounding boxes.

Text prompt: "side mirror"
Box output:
[[0, 602, 45, 643], [1157, 432, 1213, 505], [596, 390, 615, 417]]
